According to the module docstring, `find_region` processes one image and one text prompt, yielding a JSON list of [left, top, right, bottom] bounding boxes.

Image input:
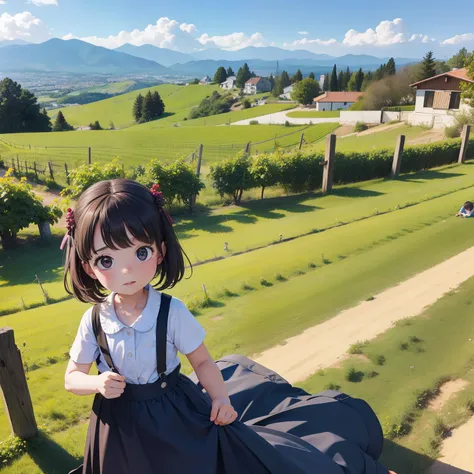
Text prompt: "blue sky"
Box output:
[[1, 0, 473, 58]]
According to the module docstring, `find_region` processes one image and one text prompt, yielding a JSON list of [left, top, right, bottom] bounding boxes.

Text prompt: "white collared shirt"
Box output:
[[69, 284, 206, 384]]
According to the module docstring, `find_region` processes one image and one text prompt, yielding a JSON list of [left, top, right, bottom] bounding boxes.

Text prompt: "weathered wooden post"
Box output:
[[322, 134, 336, 194], [48, 161, 54, 180], [299, 133, 305, 150], [65, 163, 69, 185], [196, 144, 203, 178], [88, 147, 92, 165], [391, 135, 406, 177], [0, 328, 38, 439], [244, 142, 251, 153], [458, 125, 471, 164], [33, 161, 38, 181]]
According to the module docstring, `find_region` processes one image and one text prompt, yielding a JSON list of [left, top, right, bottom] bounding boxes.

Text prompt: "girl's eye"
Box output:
[[96, 256, 114, 270], [137, 246, 154, 262]]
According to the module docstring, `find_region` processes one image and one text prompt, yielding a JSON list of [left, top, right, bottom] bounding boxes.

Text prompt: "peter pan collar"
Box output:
[[99, 284, 162, 335]]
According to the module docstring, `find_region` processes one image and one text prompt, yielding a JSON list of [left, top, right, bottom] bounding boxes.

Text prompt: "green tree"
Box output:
[[447, 47, 472, 69], [308, 72, 315, 80], [386, 58, 396, 76], [226, 66, 235, 77], [133, 93, 144, 122], [361, 71, 372, 91], [330, 65, 338, 91], [141, 91, 154, 122], [152, 91, 165, 118], [323, 73, 329, 91], [355, 68, 365, 92], [293, 69, 303, 83], [280, 71, 291, 89], [268, 74, 275, 91], [213, 66, 228, 84], [89, 120, 103, 130], [342, 67, 351, 91], [347, 73, 357, 91], [236, 63, 252, 88], [337, 70, 344, 91], [0, 78, 51, 133], [53, 111, 73, 132], [461, 56, 474, 106], [418, 51, 437, 80], [210, 151, 254, 204], [291, 77, 321, 105], [250, 154, 280, 199]]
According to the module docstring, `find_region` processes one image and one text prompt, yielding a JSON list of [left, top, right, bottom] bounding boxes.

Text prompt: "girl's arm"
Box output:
[[187, 343, 229, 402], [65, 359, 100, 395]]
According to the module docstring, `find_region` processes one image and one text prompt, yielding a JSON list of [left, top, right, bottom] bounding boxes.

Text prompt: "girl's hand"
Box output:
[[97, 371, 126, 399], [210, 396, 238, 426]]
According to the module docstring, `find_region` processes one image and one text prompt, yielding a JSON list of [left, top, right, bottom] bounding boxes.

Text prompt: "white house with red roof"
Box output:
[[313, 91, 365, 111], [244, 77, 272, 95]]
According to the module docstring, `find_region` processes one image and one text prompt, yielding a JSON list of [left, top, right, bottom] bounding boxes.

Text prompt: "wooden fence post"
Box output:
[[65, 163, 69, 185], [33, 161, 38, 180], [391, 135, 405, 177], [458, 125, 471, 164], [196, 144, 203, 178], [244, 142, 251, 153], [48, 161, 54, 180], [88, 147, 92, 165], [0, 328, 38, 439], [299, 133, 305, 150], [322, 134, 336, 194]]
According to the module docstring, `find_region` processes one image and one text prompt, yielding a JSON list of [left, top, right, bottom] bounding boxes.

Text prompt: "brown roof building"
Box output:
[[409, 68, 473, 128], [313, 91, 365, 111]]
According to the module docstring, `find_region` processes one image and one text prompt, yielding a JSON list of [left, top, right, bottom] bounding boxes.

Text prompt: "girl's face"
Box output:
[[82, 225, 164, 295]]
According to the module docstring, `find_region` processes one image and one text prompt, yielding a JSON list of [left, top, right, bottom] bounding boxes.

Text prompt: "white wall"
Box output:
[[339, 111, 383, 124], [316, 101, 354, 111]]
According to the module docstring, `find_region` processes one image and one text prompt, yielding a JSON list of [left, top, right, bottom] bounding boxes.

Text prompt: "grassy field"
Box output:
[[3, 162, 474, 315], [49, 84, 221, 129], [286, 110, 341, 118], [312, 124, 429, 152], [2, 158, 474, 471], [0, 122, 338, 171], [2, 169, 474, 472]]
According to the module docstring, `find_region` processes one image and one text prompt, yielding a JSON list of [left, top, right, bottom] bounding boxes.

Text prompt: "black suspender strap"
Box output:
[[91, 304, 118, 373], [156, 293, 172, 378]]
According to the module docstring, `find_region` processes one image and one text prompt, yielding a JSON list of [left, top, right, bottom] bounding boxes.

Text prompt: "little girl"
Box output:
[[63, 178, 396, 474]]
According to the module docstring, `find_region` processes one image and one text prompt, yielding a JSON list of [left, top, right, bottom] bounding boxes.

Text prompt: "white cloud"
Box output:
[[343, 18, 406, 46], [409, 33, 435, 44], [284, 37, 337, 49], [0, 1, 7, 5], [30, 0, 58, 5], [298, 31, 309, 36], [0, 11, 50, 42], [197, 32, 267, 50], [63, 17, 199, 51], [179, 23, 196, 34], [441, 33, 474, 45]]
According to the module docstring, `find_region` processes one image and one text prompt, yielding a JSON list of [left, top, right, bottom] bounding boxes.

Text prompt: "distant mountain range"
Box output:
[[0, 38, 418, 77], [0, 39, 168, 74], [0, 39, 30, 47]]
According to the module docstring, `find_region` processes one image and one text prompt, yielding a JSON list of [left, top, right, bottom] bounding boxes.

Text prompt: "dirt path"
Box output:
[[254, 245, 474, 383], [428, 416, 474, 473], [254, 245, 474, 473]]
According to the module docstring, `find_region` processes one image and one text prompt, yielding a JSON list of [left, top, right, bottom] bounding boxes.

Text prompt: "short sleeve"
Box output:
[[69, 308, 100, 364], [169, 297, 206, 355]]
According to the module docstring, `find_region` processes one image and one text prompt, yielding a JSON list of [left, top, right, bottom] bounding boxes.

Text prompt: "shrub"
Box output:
[[376, 355, 386, 366], [324, 382, 341, 390], [242, 99, 251, 109], [348, 341, 367, 355], [354, 121, 368, 133], [346, 367, 364, 382], [249, 120, 259, 125], [285, 120, 290, 127], [445, 125, 460, 138]]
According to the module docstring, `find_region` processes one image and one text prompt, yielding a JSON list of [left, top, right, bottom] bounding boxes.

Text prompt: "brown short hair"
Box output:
[[62, 179, 190, 303]]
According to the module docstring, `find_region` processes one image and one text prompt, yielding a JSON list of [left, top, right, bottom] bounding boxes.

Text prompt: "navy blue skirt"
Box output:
[[69, 355, 388, 474]]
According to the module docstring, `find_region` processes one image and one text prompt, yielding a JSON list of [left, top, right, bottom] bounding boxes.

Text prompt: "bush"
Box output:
[[249, 120, 259, 125], [89, 120, 103, 131], [242, 99, 251, 109], [445, 125, 460, 138], [354, 121, 368, 133], [285, 120, 290, 127]]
